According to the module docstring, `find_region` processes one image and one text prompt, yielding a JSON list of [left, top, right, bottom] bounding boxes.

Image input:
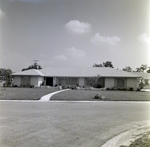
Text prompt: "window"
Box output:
[[117, 78, 125, 87], [70, 78, 78, 85], [65, 78, 70, 85], [58, 77, 78, 85], [84, 78, 91, 86], [22, 76, 30, 86], [58, 78, 65, 85]]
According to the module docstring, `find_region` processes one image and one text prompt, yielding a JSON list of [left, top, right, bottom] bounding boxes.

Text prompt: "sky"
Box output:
[[0, 0, 150, 72]]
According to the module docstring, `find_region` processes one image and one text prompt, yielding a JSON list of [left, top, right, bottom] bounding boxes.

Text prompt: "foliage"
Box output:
[[139, 78, 145, 89], [122, 66, 132, 72], [22, 63, 42, 71], [93, 63, 103, 67], [0, 68, 13, 87], [135, 64, 149, 73], [93, 61, 114, 68], [87, 75, 102, 87], [147, 67, 150, 73]]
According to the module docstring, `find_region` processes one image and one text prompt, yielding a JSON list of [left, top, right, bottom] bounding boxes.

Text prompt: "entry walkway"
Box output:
[[39, 89, 70, 102]]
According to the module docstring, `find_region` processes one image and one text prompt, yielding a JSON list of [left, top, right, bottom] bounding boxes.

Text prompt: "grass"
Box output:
[[51, 89, 150, 101], [120, 131, 150, 147], [0, 87, 150, 101], [0, 87, 60, 100]]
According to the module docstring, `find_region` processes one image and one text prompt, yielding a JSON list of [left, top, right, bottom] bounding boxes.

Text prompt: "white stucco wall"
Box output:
[[13, 76, 21, 86], [105, 77, 115, 88], [127, 78, 137, 90], [30, 76, 44, 86], [79, 77, 84, 87], [30, 77, 38, 86], [38, 76, 44, 86], [53, 77, 57, 86]]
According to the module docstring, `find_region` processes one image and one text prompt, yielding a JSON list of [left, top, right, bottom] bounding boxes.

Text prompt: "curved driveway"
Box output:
[[0, 101, 150, 147]]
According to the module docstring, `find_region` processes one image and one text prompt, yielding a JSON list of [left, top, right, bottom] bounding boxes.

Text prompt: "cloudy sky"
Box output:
[[0, 0, 150, 72]]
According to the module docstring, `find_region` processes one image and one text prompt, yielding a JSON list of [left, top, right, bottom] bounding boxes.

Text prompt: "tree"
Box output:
[[122, 66, 132, 72], [93, 61, 114, 68], [103, 61, 114, 68], [135, 64, 148, 73], [147, 67, 150, 73], [93, 63, 103, 67], [0, 68, 13, 87], [22, 62, 42, 71], [87, 75, 102, 88]]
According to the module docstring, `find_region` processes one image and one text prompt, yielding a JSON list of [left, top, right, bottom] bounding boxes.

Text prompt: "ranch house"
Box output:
[[11, 67, 141, 90]]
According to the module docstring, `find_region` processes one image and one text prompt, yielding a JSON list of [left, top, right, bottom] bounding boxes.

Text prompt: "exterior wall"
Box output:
[[53, 77, 57, 86], [105, 77, 115, 88], [38, 76, 44, 86], [13, 76, 21, 86], [127, 78, 137, 90], [13, 76, 44, 87], [30, 76, 38, 86], [30, 76, 44, 87], [79, 77, 84, 87]]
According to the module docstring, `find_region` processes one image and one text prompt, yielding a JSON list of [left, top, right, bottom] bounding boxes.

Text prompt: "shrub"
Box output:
[[106, 87, 110, 90], [128, 87, 133, 91], [139, 81, 144, 89], [94, 84, 102, 88]]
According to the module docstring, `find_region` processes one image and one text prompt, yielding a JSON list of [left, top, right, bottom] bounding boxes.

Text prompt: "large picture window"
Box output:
[[58, 77, 78, 85]]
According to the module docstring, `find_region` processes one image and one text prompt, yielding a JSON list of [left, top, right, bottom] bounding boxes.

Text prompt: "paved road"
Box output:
[[0, 101, 150, 147]]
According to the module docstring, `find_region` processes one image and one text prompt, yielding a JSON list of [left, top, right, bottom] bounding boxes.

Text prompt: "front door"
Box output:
[[46, 77, 53, 86]]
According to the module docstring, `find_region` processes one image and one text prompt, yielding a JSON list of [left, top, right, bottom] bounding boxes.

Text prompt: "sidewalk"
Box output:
[[39, 89, 70, 101]]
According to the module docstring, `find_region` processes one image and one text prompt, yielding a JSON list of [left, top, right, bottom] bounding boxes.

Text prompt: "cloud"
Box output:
[[90, 33, 121, 46], [53, 55, 67, 61], [64, 20, 91, 34], [0, 9, 5, 18], [65, 47, 86, 58], [137, 33, 150, 45]]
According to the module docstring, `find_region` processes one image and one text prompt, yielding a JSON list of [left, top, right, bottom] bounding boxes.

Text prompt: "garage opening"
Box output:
[[46, 77, 53, 86]]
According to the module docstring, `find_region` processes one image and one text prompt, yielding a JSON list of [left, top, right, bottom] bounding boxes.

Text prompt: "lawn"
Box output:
[[51, 89, 150, 101], [0, 87, 150, 101], [0, 87, 59, 100]]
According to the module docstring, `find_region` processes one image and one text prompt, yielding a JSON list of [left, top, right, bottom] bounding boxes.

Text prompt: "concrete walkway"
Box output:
[[39, 89, 70, 102]]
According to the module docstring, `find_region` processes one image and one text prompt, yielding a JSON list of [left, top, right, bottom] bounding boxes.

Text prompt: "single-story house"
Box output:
[[11, 67, 142, 90]]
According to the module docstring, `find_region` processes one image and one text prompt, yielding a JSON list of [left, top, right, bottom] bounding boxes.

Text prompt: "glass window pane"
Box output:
[[65, 78, 70, 85], [70, 78, 77, 85]]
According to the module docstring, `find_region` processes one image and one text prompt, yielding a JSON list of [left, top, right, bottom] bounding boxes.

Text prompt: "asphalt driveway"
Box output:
[[0, 101, 150, 147]]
